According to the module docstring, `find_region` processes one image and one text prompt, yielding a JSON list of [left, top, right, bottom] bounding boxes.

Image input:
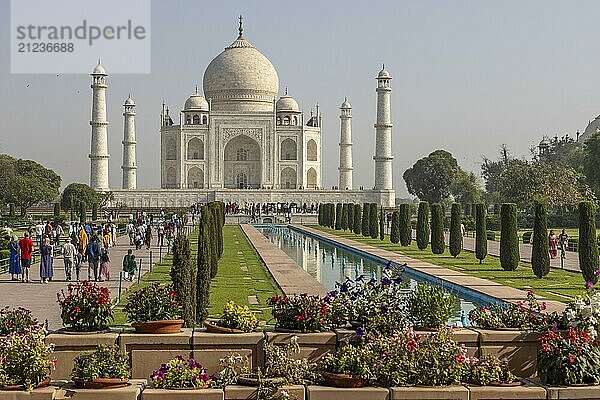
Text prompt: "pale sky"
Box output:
[[1, 0, 599, 197]]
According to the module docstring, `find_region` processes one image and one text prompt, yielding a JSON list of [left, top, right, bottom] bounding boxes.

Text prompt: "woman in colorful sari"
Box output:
[[9, 236, 21, 281]]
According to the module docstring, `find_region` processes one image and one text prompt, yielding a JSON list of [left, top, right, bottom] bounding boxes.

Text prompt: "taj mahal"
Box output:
[[92, 18, 396, 208]]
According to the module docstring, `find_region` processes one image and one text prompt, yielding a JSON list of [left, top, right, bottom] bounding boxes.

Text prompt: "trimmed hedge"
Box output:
[[500, 203, 520, 271], [416, 202, 430, 250], [353, 204, 362, 235], [449, 203, 462, 258], [531, 201, 550, 278], [430, 203, 445, 255], [579, 201, 599, 284], [475, 203, 487, 264], [399, 203, 412, 246]]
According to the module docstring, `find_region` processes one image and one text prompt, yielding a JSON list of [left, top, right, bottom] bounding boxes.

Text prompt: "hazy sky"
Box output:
[[1, 0, 599, 197]]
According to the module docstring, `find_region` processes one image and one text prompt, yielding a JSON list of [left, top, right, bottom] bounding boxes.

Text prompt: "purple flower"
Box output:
[[379, 305, 388, 314], [551, 321, 559, 333], [355, 326, 365, 339], [586, 281, 594, 289], [340, 283, 349, 293], [595, 270, 600, 276], [394, 276, 403, 284], [381, 277, 392, 286], [177, 354, 185, 361]]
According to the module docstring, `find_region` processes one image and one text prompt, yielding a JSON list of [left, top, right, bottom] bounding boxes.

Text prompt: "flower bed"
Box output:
[[124, 283, 183, 334], [56, 281, 113, 332]]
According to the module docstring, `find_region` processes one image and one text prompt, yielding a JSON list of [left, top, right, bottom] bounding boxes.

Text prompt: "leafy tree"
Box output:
[[579, 201, 599, 285], [379, 209, 385, 240], [53, 202, 61, 217], [416, 202, 430, 250], [92, 203, 98, 221], [584, 131, 600, 199], [390, 211, 400, 244], [362, 203, 370, 237], [335, 203, 343, 230], [500, 203, 520, 271], [171, 233, 196, 327], [8, 203, 16, 217], [403, 150, 460, 203], [531, 201, 550, 278], [347, 203, 354, 232], [430, 203, 445, 254], [370, 203, 378, 239], [451, 170, 484, 205], [61, 183, 100, 212], [353, 204, 362, 235], [399, 203, 412, 246], [449, 203, 462, 257], [79, 201, 87, 224], [475, 203, 487, 264]]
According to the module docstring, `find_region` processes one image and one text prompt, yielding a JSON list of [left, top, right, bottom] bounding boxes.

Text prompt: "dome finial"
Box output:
[[285, 86, 288, 96], [195, 84, 198, 94], [238, 15, 244, 38]]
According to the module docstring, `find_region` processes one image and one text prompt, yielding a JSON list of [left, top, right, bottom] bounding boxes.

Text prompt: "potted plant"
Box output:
[[204, 301, 258, 333], [320, 344, 373, 388], [469, 291, 548, 330], [268, 293, 329, 332], [123, 282, 183, 334], [537, 328, 600, 386], [71, 344, 130, 389], [464, 354, 520, 386], [406, 283, 458, 330], [0, 306, 39, 336], [56, 281, 113, 332], [150, 355, 211, 389], [0, 326, 55, 391]]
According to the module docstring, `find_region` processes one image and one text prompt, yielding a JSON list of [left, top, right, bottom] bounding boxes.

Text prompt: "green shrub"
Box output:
[[0, 249, 9, 260], [475, 203, 487, 264], [335, 203, 342, 230], [449, 203, 462, 258], [579, 201, 599, 284], [531, 201, 550, 278], [171, 234, 196, 327], [399, 203, 412, 246], [71, 344, 130, 381], [353, 204, 362, 235], [407, 284, 458, 329], [500, 203, 520, 271], [390, 211, 400, 244], [416, 202, 430, 250], [430, 203, 445, 255], [362, 203, 370, 237]]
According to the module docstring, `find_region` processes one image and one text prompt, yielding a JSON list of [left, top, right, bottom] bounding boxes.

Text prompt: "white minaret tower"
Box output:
[[373, 65, 393, 191], [338, 98, 353, 190], [121, 95, 137, 189], [89, 60, 110, 191]]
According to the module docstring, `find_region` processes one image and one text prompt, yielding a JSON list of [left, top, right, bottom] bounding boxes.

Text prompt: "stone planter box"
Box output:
[[54, 379, 146, 400], [390, 385, 469, 400], [141, 388, 224, 400], [307, 385, 389, 400], [264, 331, 336, 362], [119, 329, 193, 379], [465, 380, 546, 400], [224, 385, 304, 400], [45, 331, 119, 380], [474, 329, 543, 378], [191, 330, 265, 375], [532, 379, 600, 400], [0, 385, 57, 400]]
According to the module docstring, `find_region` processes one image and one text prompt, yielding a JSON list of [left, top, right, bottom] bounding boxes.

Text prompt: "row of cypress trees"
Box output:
[[318, 202, 382, 240], [170, 201, 225, 327]]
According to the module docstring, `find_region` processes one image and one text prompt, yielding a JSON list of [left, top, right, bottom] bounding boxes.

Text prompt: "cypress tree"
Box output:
[[335, 203, 343, 230], [449, 203, 462, 258], [92, 203, 98, 221], [318, 205, 323, 226], [370, 203, 378, 239], [399, 203, 412, 246], [196, 205, 212, 323], [347, 203, 354, 232], [53, 202, 61, 218], [330, 204, 336, 228], [353, 204, 362, 235], [341, 204, 348, 230], [390, 211, 400, 244], [471, 204, 477, 218], [464, 203, 471, 217], [475, 203, 487, 264], [379, 209, 385, 240], [416, 202, 430, 250], [9, 203, 16, 217], [430, 203, 445, 254], [79, 201, 87, 224], [362, 202, 370, 237], [500, 203, 520, 271], [579, 201, 599, 284], [210, 204, 220, 278], [531, 200, 550, 278], [493, 204, 501, 215], [171, 233, 196, 327]]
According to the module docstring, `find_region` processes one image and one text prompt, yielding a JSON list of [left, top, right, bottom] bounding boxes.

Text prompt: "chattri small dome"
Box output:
[[184, 90, 209, 111], [92, 60, 106, 75], [377, 65, 390, 79], [124, 95, 135, 106], [341, 98, 351, 109], [276, 90, 299, 112]]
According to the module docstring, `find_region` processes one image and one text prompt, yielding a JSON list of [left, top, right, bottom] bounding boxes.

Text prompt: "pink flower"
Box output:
[[586, 281, 594, 289]]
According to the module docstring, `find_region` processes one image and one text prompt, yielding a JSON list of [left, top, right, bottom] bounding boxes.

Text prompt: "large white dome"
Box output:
[[203, 29, 279, 112]]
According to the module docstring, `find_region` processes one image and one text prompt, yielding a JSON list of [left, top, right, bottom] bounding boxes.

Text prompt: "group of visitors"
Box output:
[[223, 201, 318, 216], [549, 229, 570, 259]]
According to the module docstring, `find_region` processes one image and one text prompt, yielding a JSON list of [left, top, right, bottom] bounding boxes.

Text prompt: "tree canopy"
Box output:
[[403, 150, 460, 203]]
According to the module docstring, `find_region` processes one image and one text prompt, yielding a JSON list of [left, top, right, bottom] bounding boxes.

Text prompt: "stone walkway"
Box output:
[[240, 224, 327, 297], [297, 225, 566, 314], [0, 234, 169, 330]]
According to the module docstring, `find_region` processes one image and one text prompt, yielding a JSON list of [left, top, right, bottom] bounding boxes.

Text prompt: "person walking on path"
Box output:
[[122, 249, 137, 281], [99, 249, 111, 281], [558, 229, 569, 259], [9, 236, 21, 281], [549, 230, 558, 260], [62, 238, 77, 281], [86, 236, 101, 281], [18, 232, 34, 283], [40, 238, 54, 283], [78, 225, 89, 262]]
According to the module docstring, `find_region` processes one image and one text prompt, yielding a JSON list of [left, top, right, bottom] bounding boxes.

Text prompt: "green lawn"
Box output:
[[112, 226, 280, 326], [315, 226, 587, 303]]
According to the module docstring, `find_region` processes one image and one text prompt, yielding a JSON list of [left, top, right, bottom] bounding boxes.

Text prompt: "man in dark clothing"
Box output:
[[86, 236, 101, 281]]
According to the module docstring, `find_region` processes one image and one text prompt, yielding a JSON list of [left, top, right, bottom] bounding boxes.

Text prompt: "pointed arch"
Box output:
[[187, 167, 204, 189], [187, 137, 204, 160], [280, 167, 297, 189], [306, 167, 317, 189], [280, 138, 297, 160], [307, 139, 318, 161]]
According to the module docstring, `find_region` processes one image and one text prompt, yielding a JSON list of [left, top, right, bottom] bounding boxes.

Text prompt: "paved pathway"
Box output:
[[0, 234, 169, 331], [298, 225, 566, 314]]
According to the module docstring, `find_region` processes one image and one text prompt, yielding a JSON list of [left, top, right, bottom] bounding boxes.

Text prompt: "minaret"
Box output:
[[373, 65, 393, 191], [121, 95, 137, 189], [89, 60, 110, 191], [338, 98, 353, 190]]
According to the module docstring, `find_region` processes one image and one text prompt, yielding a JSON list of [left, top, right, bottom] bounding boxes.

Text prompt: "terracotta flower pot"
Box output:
[[0, 376, 51, 391], [72, 377, 129, 389], [132, 319, 184, 334], [321, 371, 369, 388], [204, 321, 246, 334]]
